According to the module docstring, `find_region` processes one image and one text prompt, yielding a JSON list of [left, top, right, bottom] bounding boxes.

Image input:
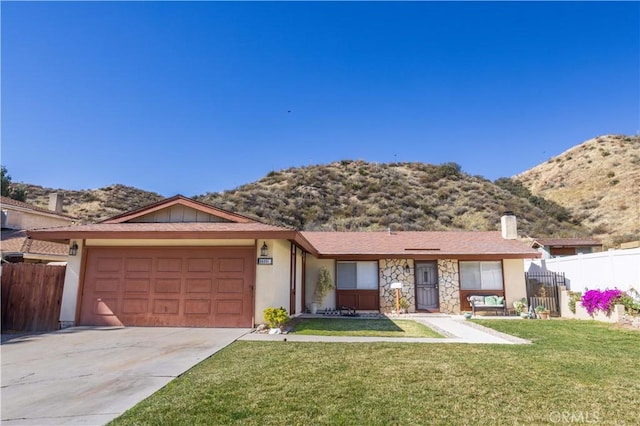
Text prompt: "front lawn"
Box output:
[[290, 317, 443, 338], [111, 320, 640, 425]]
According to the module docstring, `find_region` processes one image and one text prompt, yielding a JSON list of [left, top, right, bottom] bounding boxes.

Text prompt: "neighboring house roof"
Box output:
[[302, 231, 540, 259], [0, 196, 77, 220], [531, 238, 602, 248], [1, 229, 69, 260]]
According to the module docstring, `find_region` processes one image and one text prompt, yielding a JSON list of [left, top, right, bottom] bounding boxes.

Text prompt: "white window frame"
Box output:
[[459, 261, 504, 291], [336, 261, 379, 290]]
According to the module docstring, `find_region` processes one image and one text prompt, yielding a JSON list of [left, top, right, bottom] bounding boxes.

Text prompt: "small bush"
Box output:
[[263, 307, 289, 328], [568, 291, 582, 314], [613, 293, 640, 315]]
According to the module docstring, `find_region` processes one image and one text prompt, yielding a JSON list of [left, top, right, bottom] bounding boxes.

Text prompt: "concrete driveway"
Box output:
[[1, 326, 250, 425]]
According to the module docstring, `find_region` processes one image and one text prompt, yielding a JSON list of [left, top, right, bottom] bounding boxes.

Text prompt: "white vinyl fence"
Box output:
[[525, 248, 640, 292]]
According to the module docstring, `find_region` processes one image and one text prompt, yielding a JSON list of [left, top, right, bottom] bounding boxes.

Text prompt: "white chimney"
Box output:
[[49, 193, 64, 214], [501, 212, 517, 240]]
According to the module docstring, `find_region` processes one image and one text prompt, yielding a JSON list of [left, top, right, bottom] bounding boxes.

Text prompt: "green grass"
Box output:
[[110, 320, 640, 426], [290, 317, 443, 338]]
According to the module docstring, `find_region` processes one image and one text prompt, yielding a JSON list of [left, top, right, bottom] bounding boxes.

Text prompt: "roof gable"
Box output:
[[101, 195, 258, 224]]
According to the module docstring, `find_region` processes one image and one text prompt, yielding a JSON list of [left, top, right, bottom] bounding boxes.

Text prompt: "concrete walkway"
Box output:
[[239, 315, 530, 344], [1, 326, 249, 425]]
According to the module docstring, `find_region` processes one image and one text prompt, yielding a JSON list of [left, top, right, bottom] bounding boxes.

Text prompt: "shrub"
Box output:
[[263, 307, 289, 329], [314, 267, 334, 305], [567, 291, 582, 314], [613, 293, 640, 316]]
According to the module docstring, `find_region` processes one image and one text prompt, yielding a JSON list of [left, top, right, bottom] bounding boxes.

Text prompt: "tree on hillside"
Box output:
[[1, 165, 27, 202]]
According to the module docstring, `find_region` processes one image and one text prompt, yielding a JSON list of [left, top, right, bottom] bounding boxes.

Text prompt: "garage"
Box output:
[[80, 246, 255, 328]]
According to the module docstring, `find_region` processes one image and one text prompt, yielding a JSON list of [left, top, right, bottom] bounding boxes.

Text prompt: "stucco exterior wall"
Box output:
[[59, 240, 84, 328], [254, 239, 291, 324], [438, 259, 460, 314], [305, 257, 336, 311], [4, 208, 73, 231], [503, 259, 527, 307], [379, 259, 415, 313]]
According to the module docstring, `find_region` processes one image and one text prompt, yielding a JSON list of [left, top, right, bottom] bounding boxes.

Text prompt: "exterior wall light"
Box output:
[[69, 241, 78, 256], [260, 242, 269, 257], [404, 263, 411, 274]]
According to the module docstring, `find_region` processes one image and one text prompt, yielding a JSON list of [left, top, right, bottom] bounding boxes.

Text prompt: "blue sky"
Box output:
[[2, 1, 639, 197]]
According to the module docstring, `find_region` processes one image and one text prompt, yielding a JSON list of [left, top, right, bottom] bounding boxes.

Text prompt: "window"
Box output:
[[460, 261, 503, 290], [336, 261, 378, 290]]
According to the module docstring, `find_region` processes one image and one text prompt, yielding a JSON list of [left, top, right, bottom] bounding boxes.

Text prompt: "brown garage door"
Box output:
[[80, 247, 254, 327]]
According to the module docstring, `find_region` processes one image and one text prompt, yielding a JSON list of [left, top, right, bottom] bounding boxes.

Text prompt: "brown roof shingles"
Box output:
[[30, 222, 291, 234], [1, 230, 68, 257], [26, 224, 540, 259], [302, 231, 540, 258], [27, 222, 299, 243]]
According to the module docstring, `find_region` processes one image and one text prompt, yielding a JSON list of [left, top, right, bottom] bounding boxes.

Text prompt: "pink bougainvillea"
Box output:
[[580, 289, 623, 316]]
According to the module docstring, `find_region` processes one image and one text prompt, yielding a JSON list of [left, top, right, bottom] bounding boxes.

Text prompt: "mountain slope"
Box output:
[[514, 134, 640, 245], [18, 184, 163, 223], [16, 153, 622, 241], [195, 160, 584, 237]]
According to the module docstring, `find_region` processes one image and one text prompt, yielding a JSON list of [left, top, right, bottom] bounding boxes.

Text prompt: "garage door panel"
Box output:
[[153, 299, 180, 315], [216, 300, 243, 315], [184, 299, 212, 315], [81, 247, 254, 327], [96, 258, 122, 272], [94, 298, 119, 315], [157, 258, 182, 272], [80, 297, 124, 327], [124, 279, 150, 293], [155, 279, 181, 293], [186, 279, 213, 293], [122, 298, 149, 314], [219, 258, 244, 272], [187, 258, 213, 272], [94, 278, 120, 293], [126, 258, 152, 272], [217, 279, 244, 293]]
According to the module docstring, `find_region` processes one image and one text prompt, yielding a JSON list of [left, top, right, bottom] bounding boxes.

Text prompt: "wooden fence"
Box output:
[[1, 263, 66, 332]]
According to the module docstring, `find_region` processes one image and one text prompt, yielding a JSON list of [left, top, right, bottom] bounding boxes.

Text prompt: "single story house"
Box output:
[[29, 195, 540, 328], [530, 238, 602, 259], [1, 194, 75, 263]]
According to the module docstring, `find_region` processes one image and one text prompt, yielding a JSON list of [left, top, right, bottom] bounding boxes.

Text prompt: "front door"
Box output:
[[415, 261, 439, 311]]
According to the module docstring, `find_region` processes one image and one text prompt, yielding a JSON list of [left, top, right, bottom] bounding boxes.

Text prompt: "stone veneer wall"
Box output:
[[438, 259, 461, 314], [379, 259, 415, 313]]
